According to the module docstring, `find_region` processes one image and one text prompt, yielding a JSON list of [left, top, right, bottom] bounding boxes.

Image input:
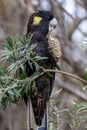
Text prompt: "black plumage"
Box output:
[[25, 10, 56, 126]]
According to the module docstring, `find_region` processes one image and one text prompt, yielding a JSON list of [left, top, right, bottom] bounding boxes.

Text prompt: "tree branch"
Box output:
[[68, 16, 87, 40], [49, 0, 87, 78], [63, 42, 87, 78], [55, 77, 87, 101], [0, 68, 87, 92], [43, 68, 87, 84], [56, 1, 74, 19]]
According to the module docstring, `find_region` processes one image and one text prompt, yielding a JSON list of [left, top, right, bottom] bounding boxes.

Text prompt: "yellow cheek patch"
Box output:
[[33, 16, 42, 25]]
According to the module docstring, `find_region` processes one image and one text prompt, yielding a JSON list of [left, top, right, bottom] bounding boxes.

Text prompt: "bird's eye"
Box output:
[[33, 16, 42, 25]]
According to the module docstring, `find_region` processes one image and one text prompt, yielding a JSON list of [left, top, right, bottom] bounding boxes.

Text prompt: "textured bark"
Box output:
[[50, 0, 87, 78]]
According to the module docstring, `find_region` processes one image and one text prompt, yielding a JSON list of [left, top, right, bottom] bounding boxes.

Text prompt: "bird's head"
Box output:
[[27, 10, 56, 37], [33, 10, 54, 24]]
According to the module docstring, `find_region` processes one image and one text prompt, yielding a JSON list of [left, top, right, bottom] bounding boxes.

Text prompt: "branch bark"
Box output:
[[55, 77, 87, 101], [67, 16, 87, 40], [49, 0, 87, 78], [43, 69, 87, 84], [63, 42, 87, 77]]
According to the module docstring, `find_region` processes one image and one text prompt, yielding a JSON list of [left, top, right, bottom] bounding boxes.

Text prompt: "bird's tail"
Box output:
[[27, 97, 38, 130], [27, 98, 49, 130], [38, 112, 45, 130], [38, 102, 48, 130], [38, 126, 45, 130]]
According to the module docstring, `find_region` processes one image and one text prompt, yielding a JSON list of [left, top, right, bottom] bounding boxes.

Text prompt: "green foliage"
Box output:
[[49, 101, 69, 130], [80, 40, 87, 51], [0, 34, 46, 108], [49, 99, 87, 130], [69, 101, 87, 130], [56, 64, 61, 70], [84, 68, 87, 80]]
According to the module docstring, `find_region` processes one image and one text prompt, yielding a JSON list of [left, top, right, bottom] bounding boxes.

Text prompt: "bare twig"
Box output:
[[43, 69, 87, 84], [0, 68, 87, 92]]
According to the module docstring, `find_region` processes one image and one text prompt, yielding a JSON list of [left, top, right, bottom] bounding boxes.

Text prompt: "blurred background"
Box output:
[[0, 0, 87, 130]]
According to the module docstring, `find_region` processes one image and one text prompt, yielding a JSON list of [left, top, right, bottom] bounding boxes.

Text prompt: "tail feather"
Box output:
[[27, 98, 38, 130], [27, 98, 49, 130], [31, 90, 46, 126], [38, 126, 45, 130], [38, 102, 48, 130]]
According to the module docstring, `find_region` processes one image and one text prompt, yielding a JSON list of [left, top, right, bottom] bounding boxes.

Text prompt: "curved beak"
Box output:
[[49, 18, 57, 31]]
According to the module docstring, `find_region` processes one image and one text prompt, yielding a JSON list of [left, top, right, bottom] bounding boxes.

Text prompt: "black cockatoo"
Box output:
[[24, 10, 60, 130]]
